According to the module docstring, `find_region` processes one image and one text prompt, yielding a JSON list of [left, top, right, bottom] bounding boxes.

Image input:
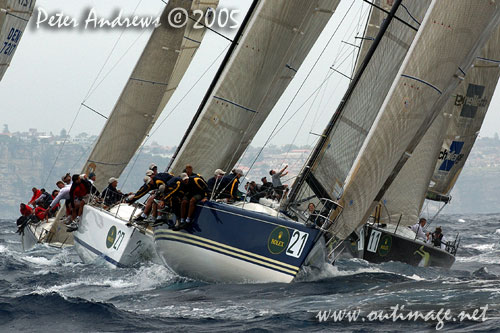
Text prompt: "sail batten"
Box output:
[[170, 0, 340, 177], [382, 26, 500, 223], [0, 0, 36, 81], [330, 0, 500, 240], [290, 0, 431, 205], [82, 0, 219, 190]]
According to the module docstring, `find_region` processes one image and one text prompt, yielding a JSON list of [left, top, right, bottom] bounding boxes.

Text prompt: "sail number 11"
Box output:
[[286, 230, 309, 258]]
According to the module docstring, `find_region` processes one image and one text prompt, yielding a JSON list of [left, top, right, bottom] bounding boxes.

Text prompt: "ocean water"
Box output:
[[0, 214, 499, 332]]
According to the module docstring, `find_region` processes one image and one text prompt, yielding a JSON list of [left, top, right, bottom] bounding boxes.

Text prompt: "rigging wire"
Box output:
[[42, 0, 145, 187], [241, 0, 359, 179], [119, 43, 231, 189]]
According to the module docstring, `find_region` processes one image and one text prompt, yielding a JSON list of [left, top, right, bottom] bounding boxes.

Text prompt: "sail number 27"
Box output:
[[286, 230, 309, 258]]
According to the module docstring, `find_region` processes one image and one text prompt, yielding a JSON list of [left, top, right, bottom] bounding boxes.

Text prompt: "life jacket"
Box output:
[[20, 205, 33, 217], [28, 189, 42, 205], [432, 233, 443, 247], [34, 207, 47, 220]]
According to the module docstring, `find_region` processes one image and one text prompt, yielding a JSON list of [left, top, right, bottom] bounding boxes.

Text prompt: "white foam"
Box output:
[[457, 218, 466, 223], [0, 244, 8, 253], [462, 243, 496, 251]]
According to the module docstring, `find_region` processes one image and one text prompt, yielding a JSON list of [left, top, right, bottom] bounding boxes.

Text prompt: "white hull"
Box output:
[[21, 218, 73, 251], [74, 204, 157, 268]]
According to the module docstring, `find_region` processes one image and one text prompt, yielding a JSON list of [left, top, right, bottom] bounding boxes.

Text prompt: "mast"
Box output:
[[288, 0, 405, 204], [167, 0, 260, 171], [168, 0, 340, 177], [329, 0, 500, 240], [82, 0, 219, 191]]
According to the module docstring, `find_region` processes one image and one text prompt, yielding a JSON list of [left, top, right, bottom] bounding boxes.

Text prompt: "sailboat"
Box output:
[[69, 0, 219, 267], [154, 0, 500, 283], [154, 0, 339, 283], [3, 0, 73, 252], [348, 22, 500, 268], [0, 0, 35, 81], [316, 0, 500, 270]]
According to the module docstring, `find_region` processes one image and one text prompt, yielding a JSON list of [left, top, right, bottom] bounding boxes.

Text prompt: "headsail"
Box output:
[[379, 26, 500, 225], [0, 0, 36, 81], [379, 111, 447, 227], [82, 0, 219, 190], [330, 0, 500, 240], [427, 28, 500, 202], [169, 0, 339, 177], [289, 0, 431, 204]]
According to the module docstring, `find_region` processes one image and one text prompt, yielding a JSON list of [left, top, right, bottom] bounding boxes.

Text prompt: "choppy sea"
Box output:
[[0, 214, 499, 332]]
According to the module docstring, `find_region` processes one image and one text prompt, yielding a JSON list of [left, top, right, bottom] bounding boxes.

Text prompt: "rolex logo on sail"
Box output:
[[267, 227, 290, 254], [454, 84, 488, 118]]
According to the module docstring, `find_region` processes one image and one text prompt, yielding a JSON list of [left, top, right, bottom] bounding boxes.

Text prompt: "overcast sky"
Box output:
[[1, 0, 499, 150]]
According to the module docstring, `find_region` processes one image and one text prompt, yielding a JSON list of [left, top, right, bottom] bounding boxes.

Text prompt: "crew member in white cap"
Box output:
[[207, 168, 226, 194], [101, 177, 125, 208], [213, 168, 243, 200]]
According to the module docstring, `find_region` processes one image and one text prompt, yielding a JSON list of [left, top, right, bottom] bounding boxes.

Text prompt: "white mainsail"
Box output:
[[83, 0, 219, 190], [379, 26, 500, 226], [169, 0, 339, 177], [427, 29, 500, 201], [290, 0, 430, 203], [0, 0, 35, 81], [330, 0, 500, 240], [379, 111, 447, 227]]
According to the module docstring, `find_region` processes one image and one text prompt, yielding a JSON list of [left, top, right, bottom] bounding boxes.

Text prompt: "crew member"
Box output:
[[215, 169, 243, 200], [409, 218, 429, 241], [101, 177, 125, 207], [270, 165, 288, 200], [207, 169, 225, 194], [431, 227, 447, 249], [28, 187, 42, 207], [20, 203, 33, 217], [179, 174, 208, 227]]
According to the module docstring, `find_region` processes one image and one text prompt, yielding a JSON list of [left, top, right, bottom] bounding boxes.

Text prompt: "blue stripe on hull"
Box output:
[[74, 236, 125, 268], [154, 201, 320, 277], [155, 234, 297, 277]]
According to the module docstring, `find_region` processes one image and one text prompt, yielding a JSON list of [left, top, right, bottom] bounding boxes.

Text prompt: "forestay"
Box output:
[[82, 0, 219, 191], [169, 0, 339, 177], [427, 27, 500, 201], [330, 0, 500, 240], [0, 0, 36, 81], [290, 0, 430, 204]]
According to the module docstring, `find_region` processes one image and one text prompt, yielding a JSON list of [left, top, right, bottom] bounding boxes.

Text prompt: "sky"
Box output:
[[1, 0, 499, 150]]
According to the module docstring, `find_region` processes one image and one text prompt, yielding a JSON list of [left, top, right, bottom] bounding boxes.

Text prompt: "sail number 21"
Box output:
[[286, 230, 309, 258]]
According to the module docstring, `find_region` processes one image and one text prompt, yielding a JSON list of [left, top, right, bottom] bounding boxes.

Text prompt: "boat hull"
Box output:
[[73, 204, 157, 268], [21, 218, 73, 251], [347, 224, 455, 268], [154, 201, 322, 283]]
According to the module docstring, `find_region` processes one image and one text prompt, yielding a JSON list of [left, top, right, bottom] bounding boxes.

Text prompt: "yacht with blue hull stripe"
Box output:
[[154, 200, 327, 283]]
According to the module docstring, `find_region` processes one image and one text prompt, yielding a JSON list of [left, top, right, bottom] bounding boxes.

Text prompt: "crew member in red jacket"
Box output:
[[20, 203, 33, 217], [66, 175, 91, 231], [28, 188, 42, 207]]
